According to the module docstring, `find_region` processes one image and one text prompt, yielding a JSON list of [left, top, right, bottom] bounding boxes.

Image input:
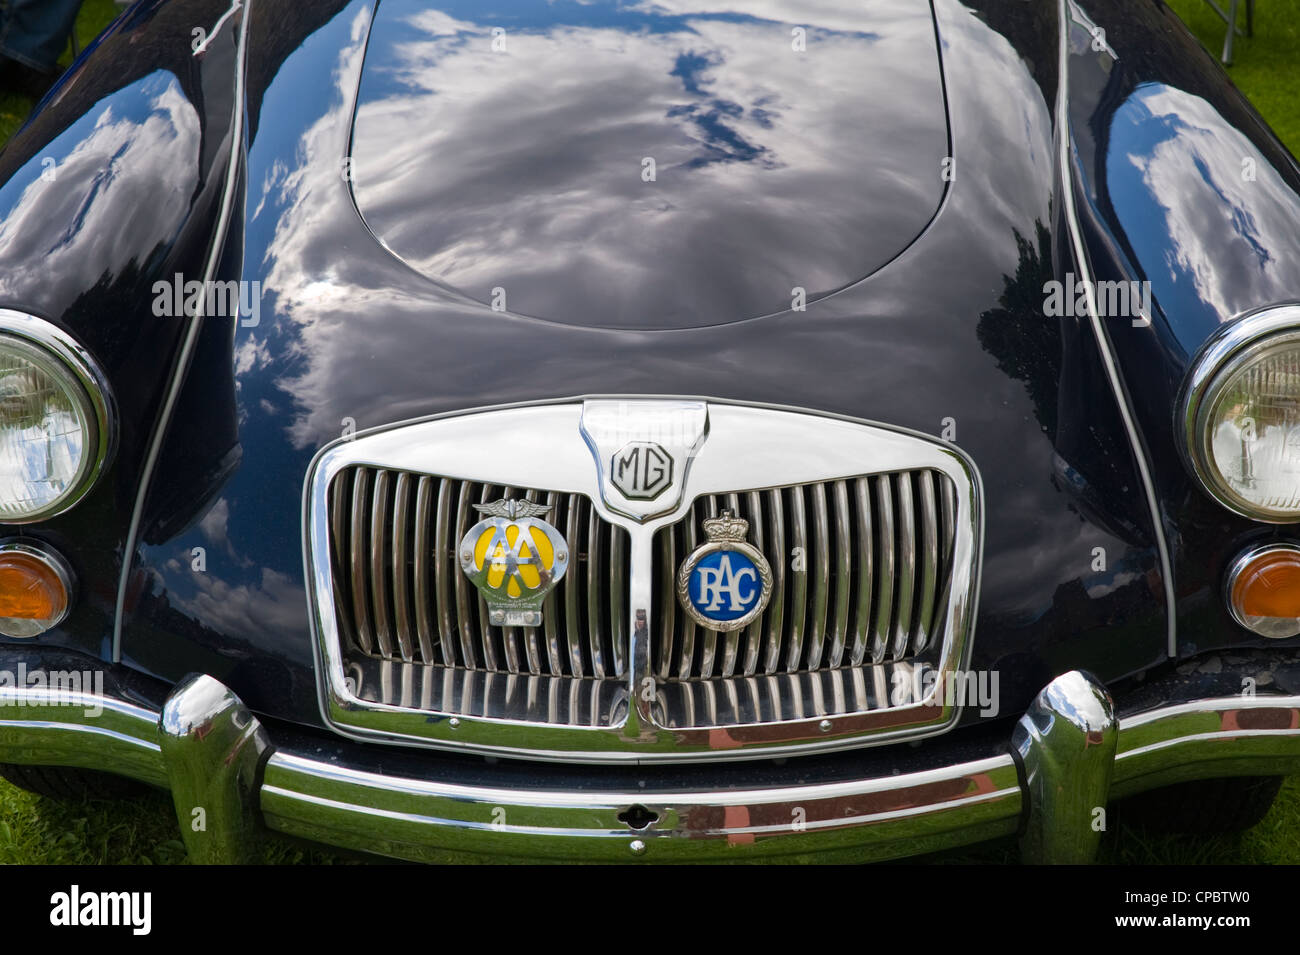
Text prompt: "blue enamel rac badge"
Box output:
[[676, 509, 773, 632]]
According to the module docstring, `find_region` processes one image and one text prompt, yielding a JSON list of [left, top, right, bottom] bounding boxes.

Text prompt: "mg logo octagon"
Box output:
[[611, 441, 674, 500]]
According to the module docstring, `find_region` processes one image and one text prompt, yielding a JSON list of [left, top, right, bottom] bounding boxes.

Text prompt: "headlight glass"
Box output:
[[0, 332, 103, 523], [1185, 312, 1300, 522]]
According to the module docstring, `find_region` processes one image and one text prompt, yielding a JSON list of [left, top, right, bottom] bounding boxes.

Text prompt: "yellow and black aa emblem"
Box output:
[[458, 499, 569, 627]]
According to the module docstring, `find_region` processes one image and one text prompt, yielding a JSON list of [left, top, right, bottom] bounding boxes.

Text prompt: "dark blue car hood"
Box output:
[[347, 0, 951, 330]]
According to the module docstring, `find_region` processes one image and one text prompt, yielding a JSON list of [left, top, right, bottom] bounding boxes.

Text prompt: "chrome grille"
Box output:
[[653, 470, 958, 681], [328, 466, 629, 679]]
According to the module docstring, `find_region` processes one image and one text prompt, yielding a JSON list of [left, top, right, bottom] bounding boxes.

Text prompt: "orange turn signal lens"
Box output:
[[0, 543, 71, 638], [1228, 544, 1300, 638]]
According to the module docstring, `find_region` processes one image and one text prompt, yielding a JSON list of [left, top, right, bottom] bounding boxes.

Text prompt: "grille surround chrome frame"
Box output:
[[303, 397, 983, 763]]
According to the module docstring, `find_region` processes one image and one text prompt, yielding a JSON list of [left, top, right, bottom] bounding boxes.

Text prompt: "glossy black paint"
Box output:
[[1061, 0, 1300, 658], [0, 0, 249, 662], [350, 0, 951, 329], [0, 0, 1296, 743]]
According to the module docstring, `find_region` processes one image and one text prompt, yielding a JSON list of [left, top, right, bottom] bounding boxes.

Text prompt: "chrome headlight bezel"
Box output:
[[0, 310, 115, 524], [1179, 303, 1300, 523]]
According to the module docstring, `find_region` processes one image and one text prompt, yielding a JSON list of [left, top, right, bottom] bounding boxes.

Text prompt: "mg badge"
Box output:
[[459, 499, 569, 627], [610, 441, 674, 501], [676, 510, 772, 632]]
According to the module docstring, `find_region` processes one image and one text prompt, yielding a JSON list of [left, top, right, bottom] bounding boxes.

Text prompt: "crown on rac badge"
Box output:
[[702, 510, 750, 542]]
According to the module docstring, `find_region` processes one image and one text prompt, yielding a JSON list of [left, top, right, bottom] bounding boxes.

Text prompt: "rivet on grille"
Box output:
[[818, 719, 832, 733], [629, 839, 647, 855]]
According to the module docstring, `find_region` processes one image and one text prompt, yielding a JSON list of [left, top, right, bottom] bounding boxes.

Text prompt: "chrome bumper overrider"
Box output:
[[0, 670, 1298, 863]]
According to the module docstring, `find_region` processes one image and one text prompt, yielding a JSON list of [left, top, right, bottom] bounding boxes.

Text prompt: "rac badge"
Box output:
[[676, 509, 773, 632], [459, 499, 568, 627]]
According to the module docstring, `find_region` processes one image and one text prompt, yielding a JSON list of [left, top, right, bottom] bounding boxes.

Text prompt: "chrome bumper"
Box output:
[[0, 669, 1298, 863]]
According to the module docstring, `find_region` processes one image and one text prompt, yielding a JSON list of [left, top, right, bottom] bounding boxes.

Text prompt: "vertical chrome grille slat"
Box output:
[[564, 494, 585, 677], [720, 493, 743, 677], [890, 473, 915, 661], [495, 486, 523, 674], [348, 468, 374, 654], [742, 490, 764, 676], [391, 471, 415, 662], [677, 504, 698, 679], [849, 477, 872, 666], [609, 527, 627, 677], [452, 481, 479, 668], [828, 480, 852, 668], [587, 498, 606, 679], [697, 497, 719, 680], [870, 476, 894, 664], [476, 484, 501, 671], [784, 487, 808, 672], [329, 470, 358, 654], [413, 475, 436, 664], [806, 482, 830, 670], [658, 521, 678, 679], [762, 489, 785, 674], [521, 488, 544, 675], [433, 478, 457, 666], [914, 470, 939, 655], [541, 491, 565, 675], [369, 469, 394, 658]]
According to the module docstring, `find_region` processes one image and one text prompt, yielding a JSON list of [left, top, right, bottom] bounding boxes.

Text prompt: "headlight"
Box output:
[[0, 312, 113, 523], [1181, 305, 1300, 522]]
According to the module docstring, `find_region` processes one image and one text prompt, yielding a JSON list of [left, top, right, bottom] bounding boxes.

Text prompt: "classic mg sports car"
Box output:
[[0, 0, 1297, 865]]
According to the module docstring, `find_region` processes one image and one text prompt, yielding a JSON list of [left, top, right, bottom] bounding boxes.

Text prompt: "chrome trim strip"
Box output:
[[112, 0, 253, 662], [302, 398, 983, 763], [1057, 0, 1177, 657]]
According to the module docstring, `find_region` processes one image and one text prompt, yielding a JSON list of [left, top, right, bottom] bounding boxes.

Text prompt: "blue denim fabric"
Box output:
[[0, 0, 83, 73]]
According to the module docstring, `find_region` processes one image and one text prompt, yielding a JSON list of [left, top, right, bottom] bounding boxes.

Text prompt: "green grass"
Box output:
[[0, 0, 1297, 864], [934, 776, 1300, 864], [0, 0, 120, 144], [1166, 0, 1300, 156], [0, 777, 352, 864]]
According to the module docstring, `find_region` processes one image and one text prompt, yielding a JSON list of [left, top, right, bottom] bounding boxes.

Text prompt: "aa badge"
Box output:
[[459, 499, 569, 627]]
